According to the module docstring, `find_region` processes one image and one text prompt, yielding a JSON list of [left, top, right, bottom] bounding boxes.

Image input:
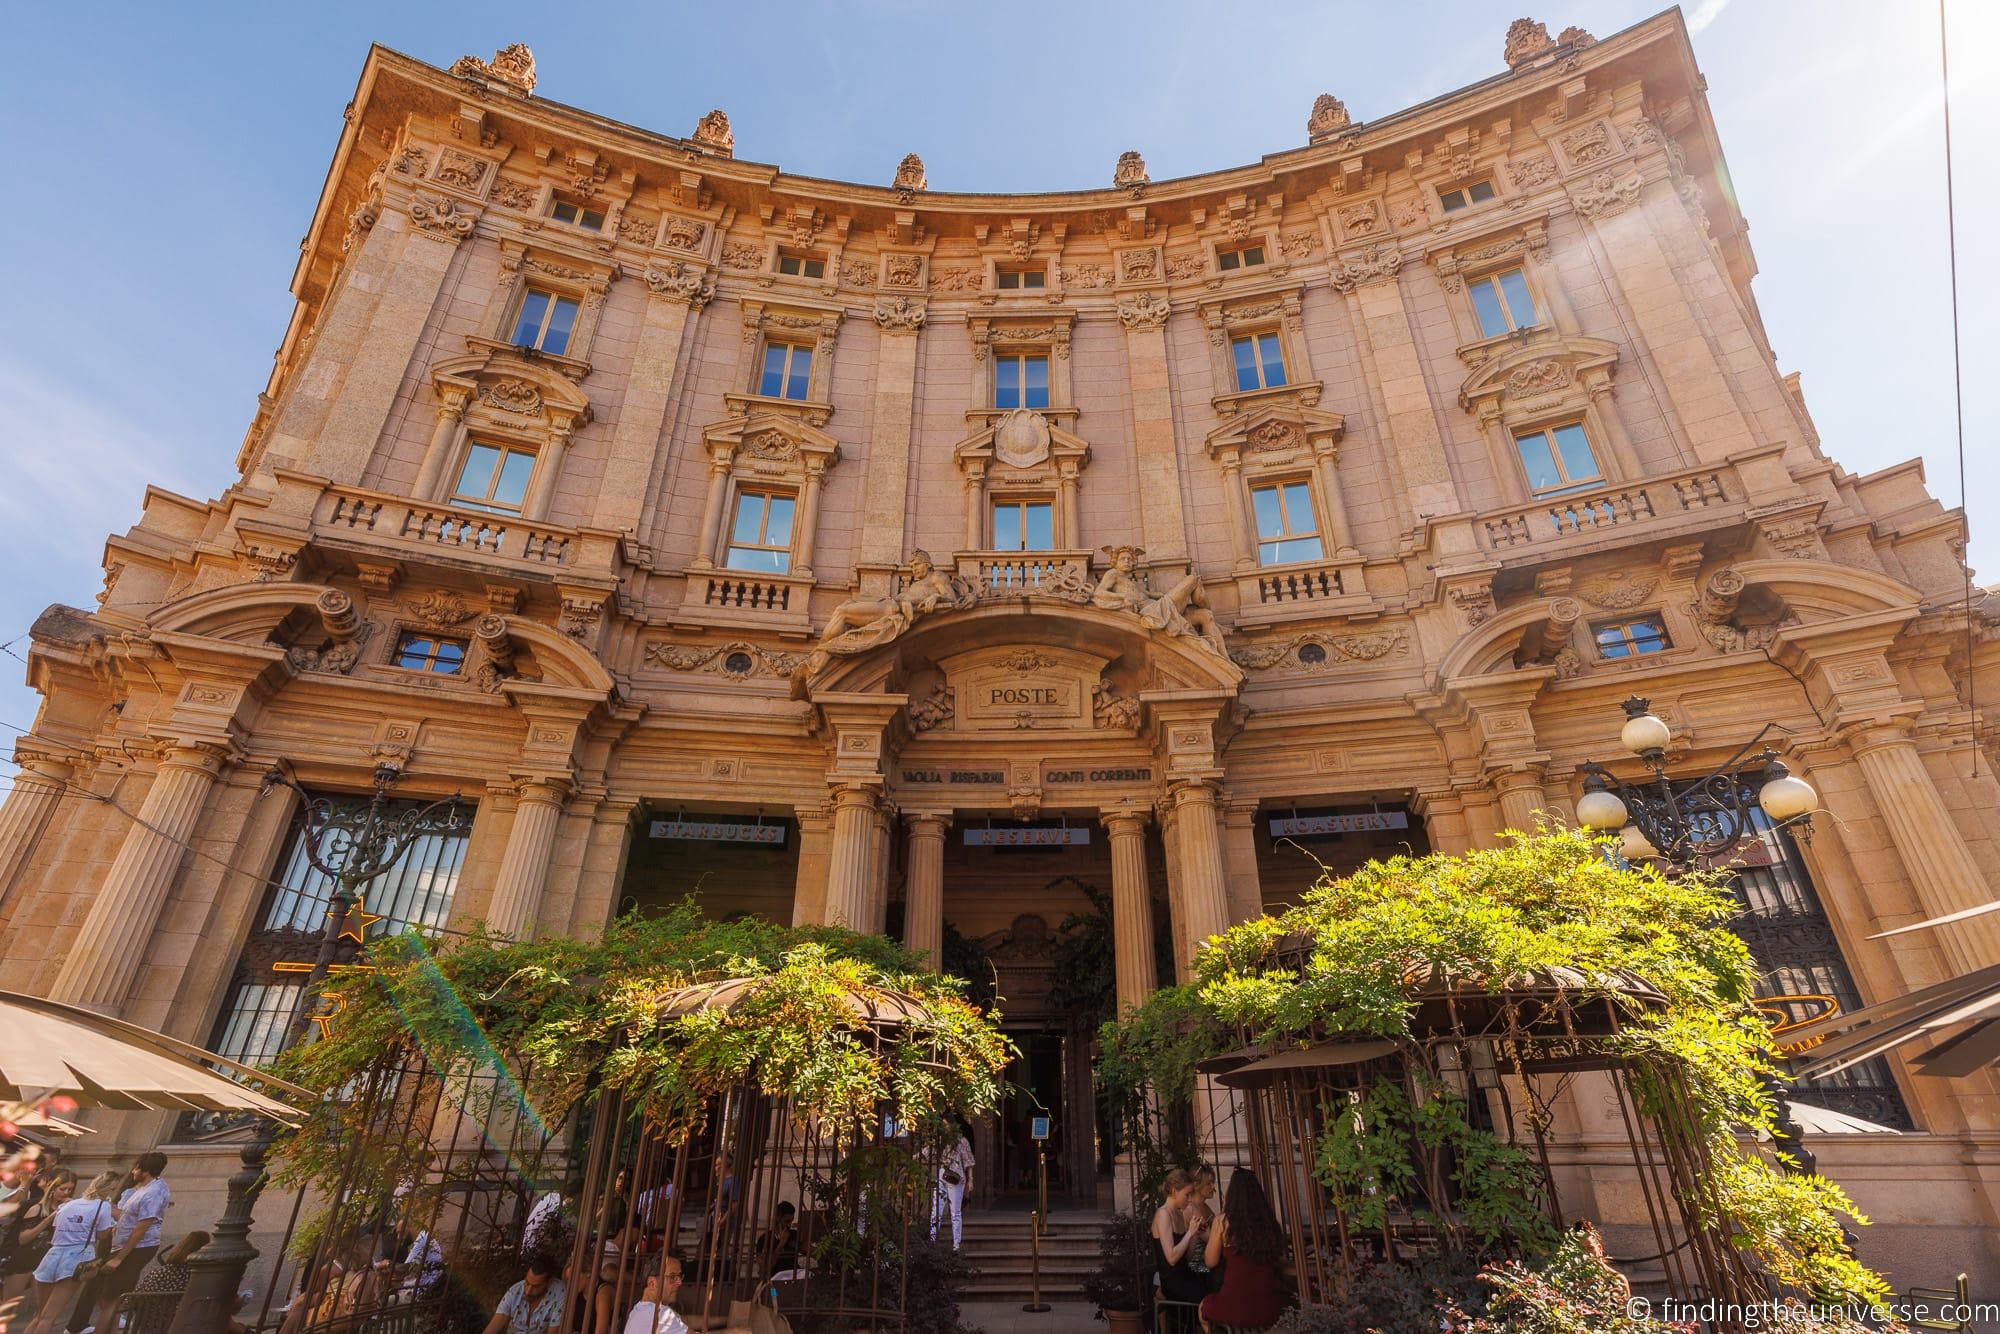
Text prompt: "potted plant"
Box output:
[[1082, 1213, 1152, 1334]]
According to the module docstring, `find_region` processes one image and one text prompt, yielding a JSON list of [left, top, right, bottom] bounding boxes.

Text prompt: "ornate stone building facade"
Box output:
[[4, 14, 1998, 1280]]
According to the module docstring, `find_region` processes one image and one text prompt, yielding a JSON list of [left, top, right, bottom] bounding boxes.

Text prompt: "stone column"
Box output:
[[520, 423, 574, 523], [1847, 723, 2000, 973], [1219, 800, 1264, 924], [1169, 781, 1231, 969], [51, 741, 228, 1011], [792, 458, 829, 578], [1491, 766, 1550, 835], [487, 777, 570, 939], [865, 801, 895, 936], [411, 391, 469, 501], [689, 445, 733, 570], [1058, 463, 1082, 549], [961, 463, 987, 552], [0, 746, 75, 906], [1103, 807, 1158, 1014], [1311, 440, 1357, 554], [1217, 454, 1254, 572], [822, 785, 878, 930], [902, 813, 949, 967]]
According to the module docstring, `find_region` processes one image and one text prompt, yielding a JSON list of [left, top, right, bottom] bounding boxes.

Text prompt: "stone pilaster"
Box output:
[[593, 282, 707, 534], [865, 798, 896, 936], [858, 305, 924, 567], [1219, 799, 1264, 925], [902, 813, 948, 967], [791, 803, 832, 928], [1412, 787, 1474, 855], [1119, 297, 1192, 559], [50, 741, 229, 1012], [1492, 765, 1552, 835], [1336, 263, 1461, 518], [0, 745, 76, 908], [1103, 806, 1158, 1014], [487, 776, 571, 939]]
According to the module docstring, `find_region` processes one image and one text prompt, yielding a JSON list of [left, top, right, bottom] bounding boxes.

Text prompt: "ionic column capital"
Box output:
[[905, 811, 951, 838], [1100, 804, 1151, 839], [512, 774, 574, 805]]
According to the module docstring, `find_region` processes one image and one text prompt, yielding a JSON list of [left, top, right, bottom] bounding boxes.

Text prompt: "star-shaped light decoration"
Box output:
[[335, 897, 387, 944]]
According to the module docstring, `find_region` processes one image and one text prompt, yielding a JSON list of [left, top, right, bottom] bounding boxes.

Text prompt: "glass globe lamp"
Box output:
[[1757, 759, 1818, 823], [1576, 772, 1629, 831], [1619, 697, 1672, 757]]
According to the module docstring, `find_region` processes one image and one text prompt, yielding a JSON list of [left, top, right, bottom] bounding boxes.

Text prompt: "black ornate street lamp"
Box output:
[[260, 761, 465, 1045], [1575, 696, 1819, 867]]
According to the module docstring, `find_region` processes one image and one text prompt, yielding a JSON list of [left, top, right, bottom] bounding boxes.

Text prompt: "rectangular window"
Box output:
[[451, 441, 536, 513], [759, 342, 814, 400], [1592, 615, 1671, 659], [993, 354, 1051, 410], [996, 269, 1047, 290], [777, 253, 827, 279], [992, 500, 1055, 552], [1467, 268, 1539, 337], [1250, 480, 1324, 565], [1230, 332, 1288, 392], [509, 288, 581, 356], [550, 198, 606, 230], [1513, 422, 1602, 494], [394, 633, 468, 674], [725, 490, 796, 573], [1439, 180, 1497, 213], [1216, 245, 1266, 272]]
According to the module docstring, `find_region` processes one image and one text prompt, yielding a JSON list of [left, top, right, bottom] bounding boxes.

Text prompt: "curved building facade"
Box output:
[[5, 12, 1998, 1279]]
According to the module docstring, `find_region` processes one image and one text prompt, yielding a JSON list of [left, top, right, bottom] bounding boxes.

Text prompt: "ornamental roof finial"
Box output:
[[1307, 93, 1352, 141], [1504, 18, 1556, 69], [448, 43, 536, 94], [1113, 150, 1149, 190], [894, 153, 927, 193], [692, 109, 734, 157]]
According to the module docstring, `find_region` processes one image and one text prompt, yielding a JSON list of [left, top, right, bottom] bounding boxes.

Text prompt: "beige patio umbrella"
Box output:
[[0, 990, 309, 1122]]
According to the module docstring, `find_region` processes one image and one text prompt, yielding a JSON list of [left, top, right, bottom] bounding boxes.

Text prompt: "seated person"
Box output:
[[755, 1203, 800, 1280], [1198, 1172, 1287, 1332], [484, 1254, 566, 1334]]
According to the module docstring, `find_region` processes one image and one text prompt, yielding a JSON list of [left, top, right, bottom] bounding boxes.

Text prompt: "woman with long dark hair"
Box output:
[[1198, 1171, 1286, 1331]]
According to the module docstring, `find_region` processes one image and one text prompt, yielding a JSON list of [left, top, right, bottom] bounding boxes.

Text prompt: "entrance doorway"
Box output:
[[995, 1029, 1065, 1202]]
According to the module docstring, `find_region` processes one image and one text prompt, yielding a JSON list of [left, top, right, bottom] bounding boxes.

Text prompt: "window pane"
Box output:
[[1281, 481, 1315, 534], [581, 208, 605, 230], [1596, 625, 1632, 658], [551, 201, 576, 224], [1468, 180, 1495, 203], [1243, 247, 1264, 266], [397, 637, 435, 669], [731, 493, 767, 544], [1440, 190, 1465, 213], [1023, 270, 1046, 288], [1631, 619, 1668, 653], [1497, 269, 1538, 328], [995, 358, 1022, 409], [433, 641, 465, 673], [786, 346, 813, 400], [1259, 334, 1287, 387], [1218, 251, 1240, 271], [726, 546, 789, 573], [1025, 356, 1050, 409], [997, 271, 1018, 289], [542, 297, 579, 355], [993, 504, 1022, 551], [1251, 486, 1283, 539], [493, 450, 535, 508], [1551, 423, 1600, 483], [1262, 535, 1324, 565], [1232, 337, 1259, 392], [764, 494, 795, 546], [455, 443, 501, 500], [803, 258, 825, 279], [1469, 279, 1510, 338], [512, 290, 551, 345], [1515, 431, 1562, 491], [1024, 502, 1054, 550], [760, 345, 788, 397]]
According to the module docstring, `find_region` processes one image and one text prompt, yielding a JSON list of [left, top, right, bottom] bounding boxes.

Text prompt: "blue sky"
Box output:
[[0, 0, 1992, 768]]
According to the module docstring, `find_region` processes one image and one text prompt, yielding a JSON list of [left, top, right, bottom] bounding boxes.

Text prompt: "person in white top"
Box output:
[[622, 1255, 689, 1334], [25, 1170, 119, 1334], [930, 1127, 975, 1252]]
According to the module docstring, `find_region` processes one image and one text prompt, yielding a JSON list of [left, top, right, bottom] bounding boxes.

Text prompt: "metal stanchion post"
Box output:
[[1023, 1141, 1051, 1313]]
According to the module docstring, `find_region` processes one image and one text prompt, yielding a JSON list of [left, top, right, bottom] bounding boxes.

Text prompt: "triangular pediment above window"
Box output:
[[952, 408, 1089, 479], [1202, 401, 1346, 464], [432, 349, 593, 434], [701, 409, 840, 477]]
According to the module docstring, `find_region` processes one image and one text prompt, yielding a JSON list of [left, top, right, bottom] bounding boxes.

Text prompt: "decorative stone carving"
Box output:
[[999, 649, 1061, 672], [1307, 93, 1352, 138], [1090, 545, 1227, 656], [1280, 231, 1318, 259], [1392, 198, 1431, 230], [1165, 251, 1205, 281], [1558, 25, 1596, 47], [692, 109, 734, 156], [1328, 244, 1403, 292], [450, 44, 537, 94], [1505, 359, 1572, 394], [661, 216, 706, 251], [1230, 630, 1409, 671], [435, 149, 489, 191], [745, 430, 799, 461], [646, 639, 802, 678], [1113, 150, 1149, 190], [242, 545, 299, 582], [1055, 264, 1104, 289], [908, 684, 953, 732], [1338, 202, 1382, 236], [1571, 170, 1643, 220], [405, 591, 474, 628], [873, 297, 926, 332], [1117, 293, 1171, 330], [286, 589, 373, 675], [479, 378, 543, 414], [1561, 122, 1613, 166], [1576, 573, 1659, 610], [1508, 156, 1557, 189], [409, 194, 478, 242], [617, 211, 658, 245], [559, 596, 604, 640], [933, 267, 983, 292], [894, 153, 927, 193], [1504, 18, 1556, 68], [1689, 568, 1794, 653], [1762, 519, 1828, 560], [721, 242, 763, 270], [992, 409, 1052, 468], [644, 262, 715, 307], [1451, 586, 1495, 626], [490, 177, 538, 210], [882, 254, 924, 289], [1093, 680, 1142, 729], [395, 146, 428, 176], [806, 551, 979, 674], [1120, 248, 1161, 282], [1247, 420, 1304, 452]]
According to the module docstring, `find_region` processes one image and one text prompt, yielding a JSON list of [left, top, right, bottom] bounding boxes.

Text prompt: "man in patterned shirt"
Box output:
[[483, 1254, 566, 1334]]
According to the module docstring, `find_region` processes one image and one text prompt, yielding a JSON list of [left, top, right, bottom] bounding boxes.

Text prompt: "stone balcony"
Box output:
[[953, 550, 1094, 600], [670, 567, 817, 639], [1474, 455, 1753, 564], [1227, 552, 1374, 627]]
